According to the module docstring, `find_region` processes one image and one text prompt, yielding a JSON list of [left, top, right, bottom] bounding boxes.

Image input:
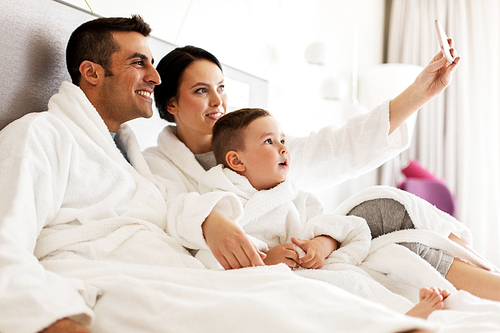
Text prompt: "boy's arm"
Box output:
[[292, 236, 339, 269], [263, 243, 300, 268]]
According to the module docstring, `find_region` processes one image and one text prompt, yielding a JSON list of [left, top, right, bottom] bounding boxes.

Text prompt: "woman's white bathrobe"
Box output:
[[197, 165, 372, 269], [143, 100, 411, 252]]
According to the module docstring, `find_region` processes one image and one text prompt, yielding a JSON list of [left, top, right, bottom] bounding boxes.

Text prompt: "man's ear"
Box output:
[[226, 151, 246, 172], [79, 61, 101, 86]]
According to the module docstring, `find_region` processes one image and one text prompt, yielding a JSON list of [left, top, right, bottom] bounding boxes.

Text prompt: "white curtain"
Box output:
[[387, 0, 500, 267]]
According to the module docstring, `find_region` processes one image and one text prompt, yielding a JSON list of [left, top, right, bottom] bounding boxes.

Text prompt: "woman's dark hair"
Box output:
[[66, 15, 151, 85], [154, 46, 223, 123], [212, 108, 271, 168]]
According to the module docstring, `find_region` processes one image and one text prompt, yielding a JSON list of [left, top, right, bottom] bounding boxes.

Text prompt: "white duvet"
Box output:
[[0, 82, 433, 333], [1, 82, 499, 332]]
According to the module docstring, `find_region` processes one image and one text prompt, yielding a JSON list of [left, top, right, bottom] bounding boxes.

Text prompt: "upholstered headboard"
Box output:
[[0, 0, 267, 149]]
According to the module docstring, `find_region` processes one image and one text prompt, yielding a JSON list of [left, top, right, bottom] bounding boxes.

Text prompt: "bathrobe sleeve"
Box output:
[[287, 100, 410, 192], [164, 186, 244, 251], [0, 116, 93, 333], [144, 134, 244, 251], [287, 190, 371, 266]]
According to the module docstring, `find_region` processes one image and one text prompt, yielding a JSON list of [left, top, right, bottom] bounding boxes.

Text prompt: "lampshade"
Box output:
[[304, 41, 327, 65], [359, 63, 423, 109], [320, 76, 348, 100], [358, 63, 423, 138]]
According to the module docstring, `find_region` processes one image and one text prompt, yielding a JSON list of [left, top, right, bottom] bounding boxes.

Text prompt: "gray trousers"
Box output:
[[347, 198, 454, 276]]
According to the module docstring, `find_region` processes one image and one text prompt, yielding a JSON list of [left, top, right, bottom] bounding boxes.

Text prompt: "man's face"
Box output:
[[98, 31, 160, 130]]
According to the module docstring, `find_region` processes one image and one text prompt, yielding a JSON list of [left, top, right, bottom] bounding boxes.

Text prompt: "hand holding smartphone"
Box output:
[[435, 20, 455, 64]]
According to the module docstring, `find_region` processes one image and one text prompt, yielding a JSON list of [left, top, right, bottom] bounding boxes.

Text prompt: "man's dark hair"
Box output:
[[66, 15, 151, 85], [154, 46, 223, 123], [212, 108, 271, 168]]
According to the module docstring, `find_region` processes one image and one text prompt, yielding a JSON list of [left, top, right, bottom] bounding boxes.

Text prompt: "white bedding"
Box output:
[[41, 256, 500, 333], [195, 168, 500, 331], [43, 260, 435, 333], [2, 84, 499, 332]]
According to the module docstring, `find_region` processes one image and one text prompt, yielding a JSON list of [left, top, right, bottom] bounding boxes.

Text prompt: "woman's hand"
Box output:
[[414, 40, 460, 101], [263, 243, 300, 268], [202, 210, 266, 269], [389, 38, 460, 134], [292, 236, 338, 269]]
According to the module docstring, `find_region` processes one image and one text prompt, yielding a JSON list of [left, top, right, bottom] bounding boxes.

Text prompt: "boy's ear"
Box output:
[[226, 151, 245, 172], [79, 61, 101, 86]]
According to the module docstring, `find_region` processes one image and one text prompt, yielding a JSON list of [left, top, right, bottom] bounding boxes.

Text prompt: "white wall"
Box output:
[[62, 0, 387, 207], [62, 0, 385, 133]]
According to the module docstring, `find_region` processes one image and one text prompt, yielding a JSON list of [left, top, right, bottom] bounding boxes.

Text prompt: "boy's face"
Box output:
[[237, 116, 290, 190]]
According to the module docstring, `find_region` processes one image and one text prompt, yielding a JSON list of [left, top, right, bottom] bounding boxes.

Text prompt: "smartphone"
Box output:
[[435, 20, 454, 64]]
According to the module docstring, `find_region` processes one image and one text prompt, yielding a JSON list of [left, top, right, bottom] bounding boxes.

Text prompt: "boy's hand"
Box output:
[[264, 243, 300, 268], [292, 236, 338, 269]]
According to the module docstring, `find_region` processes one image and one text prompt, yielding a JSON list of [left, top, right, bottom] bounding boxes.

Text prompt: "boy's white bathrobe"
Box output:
[[197, 165, 372, 270], [143, 101, 411, 252]]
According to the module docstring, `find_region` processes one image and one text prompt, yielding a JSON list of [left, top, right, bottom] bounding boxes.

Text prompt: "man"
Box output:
[[0, 15, 435, 333], [0, 15, 201, 333]]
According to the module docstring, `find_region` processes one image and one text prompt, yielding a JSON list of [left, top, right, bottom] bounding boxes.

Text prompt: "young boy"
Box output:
[[202, 108, 371, 270], [198, 108, 449, 319]]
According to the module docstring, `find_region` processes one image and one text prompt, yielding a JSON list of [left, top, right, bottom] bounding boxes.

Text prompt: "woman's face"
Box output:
[[167, 59, 227, 140]]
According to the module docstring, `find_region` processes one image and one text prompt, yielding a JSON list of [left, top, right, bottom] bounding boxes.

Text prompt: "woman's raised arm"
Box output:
[[389, 45, 460, 134]]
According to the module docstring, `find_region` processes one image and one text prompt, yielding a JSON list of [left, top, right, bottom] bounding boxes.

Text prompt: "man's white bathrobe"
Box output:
[[0, 82, 209, 332], [143, 101, 411, 253]]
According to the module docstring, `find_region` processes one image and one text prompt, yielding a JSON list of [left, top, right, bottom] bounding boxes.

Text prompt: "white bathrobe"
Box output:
[[3, 82, 499, 333], [0, 82, 205, 333], [144, 100, 410, 251], [197, 165, 371, 270], [1, 82, 451, 333]]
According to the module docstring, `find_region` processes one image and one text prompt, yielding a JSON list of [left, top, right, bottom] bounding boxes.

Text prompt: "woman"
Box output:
[[144, 45, 499, 301], [144, 45, 417, 264]]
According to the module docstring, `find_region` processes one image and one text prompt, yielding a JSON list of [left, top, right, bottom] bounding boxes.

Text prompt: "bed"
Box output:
[[1, 0, 500, 332]]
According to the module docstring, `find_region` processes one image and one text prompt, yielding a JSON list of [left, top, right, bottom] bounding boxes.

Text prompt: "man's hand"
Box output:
[[202, 210, 266, 269], [39, 318, 91, 333], [263, 243, 300, 268]]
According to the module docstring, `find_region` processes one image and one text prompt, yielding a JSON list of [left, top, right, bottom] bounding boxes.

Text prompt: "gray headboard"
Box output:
[[0, 0, 89, 130], [0, 0, 267, 149]]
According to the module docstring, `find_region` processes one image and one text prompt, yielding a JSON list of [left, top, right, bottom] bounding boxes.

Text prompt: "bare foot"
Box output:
[[405, 287, 449, 319]]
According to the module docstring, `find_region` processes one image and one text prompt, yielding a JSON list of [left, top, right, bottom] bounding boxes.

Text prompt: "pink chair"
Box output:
[[397, 160, 456, 216]]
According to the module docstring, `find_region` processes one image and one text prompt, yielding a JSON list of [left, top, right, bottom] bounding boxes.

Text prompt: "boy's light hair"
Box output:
[[212, 108, 271, 168]]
